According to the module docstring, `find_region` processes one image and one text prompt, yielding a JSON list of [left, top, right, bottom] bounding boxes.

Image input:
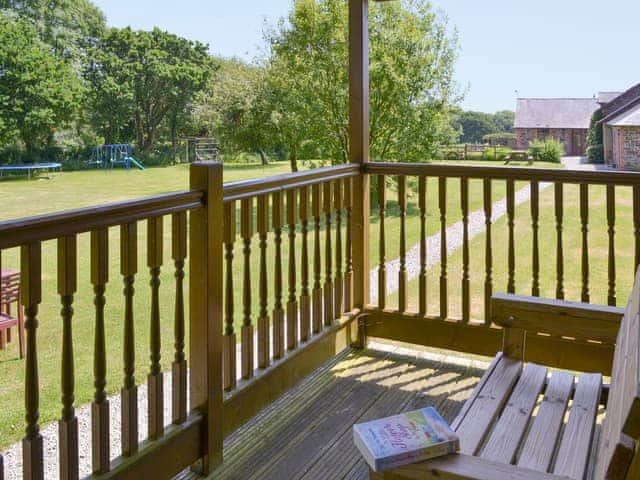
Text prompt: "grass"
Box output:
[[386, 183, 636, 319], [0, 159, 563, 449]]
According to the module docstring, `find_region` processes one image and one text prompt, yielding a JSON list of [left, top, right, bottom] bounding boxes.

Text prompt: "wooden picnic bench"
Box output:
[[371, 272, 640, 480], [504, 150, 532, 165]]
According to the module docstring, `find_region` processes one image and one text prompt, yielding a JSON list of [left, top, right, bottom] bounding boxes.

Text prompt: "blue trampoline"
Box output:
[[0, 162, 62, 180]]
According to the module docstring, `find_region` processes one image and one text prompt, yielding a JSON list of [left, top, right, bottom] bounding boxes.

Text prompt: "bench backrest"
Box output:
[[0, 272, 20, 307], [595, 269, 640, 479]]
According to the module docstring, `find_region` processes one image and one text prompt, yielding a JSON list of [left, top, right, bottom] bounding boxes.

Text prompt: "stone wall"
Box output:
[[622, 126, 640, 170], [515, 128, 586, 155]]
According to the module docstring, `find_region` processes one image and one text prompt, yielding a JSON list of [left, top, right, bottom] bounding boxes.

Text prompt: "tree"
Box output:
[[0, 14, 81, 158], [451, 110, 497, 143], [0, 0, 106, 63], [193, 57, 273, 164], [86, 27, 215, 151], [493, 110, 515, 133], [263, 0, 460, 166]]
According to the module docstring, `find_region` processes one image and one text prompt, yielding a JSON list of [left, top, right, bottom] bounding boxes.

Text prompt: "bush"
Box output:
[[528, 138, 564, 163], [482, 132, 516, 146], [586, 144, 604, 164], [482, 146, 511, 161]]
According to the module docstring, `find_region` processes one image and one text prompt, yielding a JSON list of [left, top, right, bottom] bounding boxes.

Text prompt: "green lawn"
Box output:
[[0, 159, 562, 449], [387, 183, 636, 318]]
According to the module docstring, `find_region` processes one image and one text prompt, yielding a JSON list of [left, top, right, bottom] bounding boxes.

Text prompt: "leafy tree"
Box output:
[[263, 0, 460, 166], [193, 57, 273, 164], [86, 27, 215, 151], [0, 14, 81, 158], [451, 110, 497, 143], [0, 0, 106, 63], [492, 110, 515, 133], [586, 109, 604, 163]]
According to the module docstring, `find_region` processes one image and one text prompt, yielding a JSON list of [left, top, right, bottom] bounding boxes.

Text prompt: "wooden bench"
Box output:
[[370, 275, 640, 479], [504, 150, 532, 165]]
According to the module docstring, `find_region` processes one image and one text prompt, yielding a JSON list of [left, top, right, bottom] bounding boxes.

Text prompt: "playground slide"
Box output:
[[127, 157, 145, 170]]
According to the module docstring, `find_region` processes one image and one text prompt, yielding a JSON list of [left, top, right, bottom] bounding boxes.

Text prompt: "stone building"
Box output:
[[599, 83, 640, 169], [514, 98, 599, 155]]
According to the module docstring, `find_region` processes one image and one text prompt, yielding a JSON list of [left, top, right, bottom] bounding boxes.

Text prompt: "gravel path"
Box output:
[[1, 175, 557, 479], [369, 181, 552, 302]]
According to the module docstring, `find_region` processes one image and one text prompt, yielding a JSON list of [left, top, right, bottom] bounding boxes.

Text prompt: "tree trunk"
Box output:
[[258, 149, 269, 166], [289, 146, 299, 173]]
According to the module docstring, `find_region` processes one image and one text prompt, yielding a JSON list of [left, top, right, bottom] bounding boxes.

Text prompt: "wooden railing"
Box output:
[[3, 160, 640, 478], [0, 162, 365, 479], [363, 163, 640, 375]]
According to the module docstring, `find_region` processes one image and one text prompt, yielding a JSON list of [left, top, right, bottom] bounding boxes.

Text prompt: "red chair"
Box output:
[[1, 270, 25, 359]]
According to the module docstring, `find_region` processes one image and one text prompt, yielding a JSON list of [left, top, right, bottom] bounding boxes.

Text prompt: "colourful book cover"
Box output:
[[353, 407, 459, 472]]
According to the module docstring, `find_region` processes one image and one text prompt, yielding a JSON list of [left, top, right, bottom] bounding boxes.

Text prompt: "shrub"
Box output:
[[528, 138, 564, 163], [482, 132, 516, 146], [482, 146, 511, 161], [587, 144, 604, 164]]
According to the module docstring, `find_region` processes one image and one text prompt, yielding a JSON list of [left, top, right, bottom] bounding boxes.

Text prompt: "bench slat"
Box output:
[[481, 363, 547, 464], [455, 355, 522, 455], [517, 371, 574, 473], [553, 373, 602, 480]]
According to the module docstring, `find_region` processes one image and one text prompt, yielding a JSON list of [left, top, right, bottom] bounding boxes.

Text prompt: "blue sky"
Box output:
[[92, 0, 639, 113]]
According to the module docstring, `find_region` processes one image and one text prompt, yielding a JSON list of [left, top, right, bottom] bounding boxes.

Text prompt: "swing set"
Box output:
[[86, 144, 145, 170]]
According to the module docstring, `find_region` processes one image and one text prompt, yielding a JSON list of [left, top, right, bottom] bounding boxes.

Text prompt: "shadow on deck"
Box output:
[[199, 344, 488, 480]]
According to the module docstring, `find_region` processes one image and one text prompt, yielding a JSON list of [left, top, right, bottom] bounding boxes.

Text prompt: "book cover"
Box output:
[[353, 407, 459, 472]]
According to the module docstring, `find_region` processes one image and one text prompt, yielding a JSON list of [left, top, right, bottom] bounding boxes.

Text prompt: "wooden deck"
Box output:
[[201, 344, 488, 480]]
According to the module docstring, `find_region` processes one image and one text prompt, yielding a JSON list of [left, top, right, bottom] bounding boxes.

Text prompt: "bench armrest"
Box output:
[[491, 293, 623, 344], [371, 453, 567, 480]]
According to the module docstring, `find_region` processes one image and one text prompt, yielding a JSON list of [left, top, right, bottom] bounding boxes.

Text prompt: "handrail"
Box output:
[[0, 190, 204, 249], [222, 163, 361, 202], [365, 162, 640, 185]]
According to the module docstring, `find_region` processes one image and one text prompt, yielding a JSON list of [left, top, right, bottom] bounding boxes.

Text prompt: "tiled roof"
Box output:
[[598, 92, 622, 104], [514, 98, 599, 129], [607, 102, 640, 127]]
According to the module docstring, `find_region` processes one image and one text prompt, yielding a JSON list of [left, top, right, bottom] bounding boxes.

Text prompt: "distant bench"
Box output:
[[0, 162, 62, 180], [504, 150, 532, 165]]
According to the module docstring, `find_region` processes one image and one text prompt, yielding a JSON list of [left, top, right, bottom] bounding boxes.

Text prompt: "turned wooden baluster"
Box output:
[[286, 190, 299, 350], [147, 216, 164, 440], [343, 178, 353, 312], [241, 198, 254, 378], [58, 235, 78, 480], [483, 179, 493, 324], [418, 177, 427, 316], [223, 202, 237, 390], [377, 175, 387, 309], [120, 223, 138, 457], [507, 179, 516, 294], [334, 180, 343, 318], [530, 181, 540, 297], [580, 184, 590, 303], [92, 228, 111, 469], [554, 183, 564, 300], [398, 175, 408, 313], [257, 195, 270, 367], [634, 185, 640, 274], [172, 212, 188, 424], [21, 242, 43, 480], [607, 185, 616, 306], [323, 181, 334, 325], [299, 187, 311, 342], [273, 191, 285, 358], [461, 177, 470, 322], [439, 177, 448, 319], [311, 184, 323, 334]]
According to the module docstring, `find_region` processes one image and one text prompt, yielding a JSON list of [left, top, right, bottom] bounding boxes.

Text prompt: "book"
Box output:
[[353, 407, 459, 472]]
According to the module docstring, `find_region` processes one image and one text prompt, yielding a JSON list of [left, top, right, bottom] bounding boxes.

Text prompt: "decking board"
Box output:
[[200, 346, 487, 480]]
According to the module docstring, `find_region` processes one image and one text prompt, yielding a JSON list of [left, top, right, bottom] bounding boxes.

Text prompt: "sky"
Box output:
[[92, 0, 639, 113]]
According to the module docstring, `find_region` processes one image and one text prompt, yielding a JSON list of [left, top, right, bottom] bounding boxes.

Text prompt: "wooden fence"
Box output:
[[2, 161, 640, 478]]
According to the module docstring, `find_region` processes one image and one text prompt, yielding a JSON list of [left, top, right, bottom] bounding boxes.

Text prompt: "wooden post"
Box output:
[[350, 0, 371, 338], [189, 162, 224, 473], [172, 211, 188, 424]]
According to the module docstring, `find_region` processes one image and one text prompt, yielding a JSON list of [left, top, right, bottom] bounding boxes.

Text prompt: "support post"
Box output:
[[189, 162, 224, 473], [349, 0, 370, 346]]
